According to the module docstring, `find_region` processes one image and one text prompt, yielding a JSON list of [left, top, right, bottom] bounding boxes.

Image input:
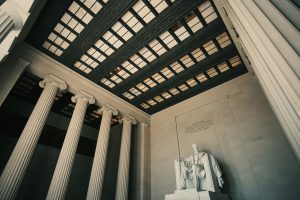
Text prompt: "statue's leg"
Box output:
[[196, 176, 200, 191], [192, 165, 197, 189]]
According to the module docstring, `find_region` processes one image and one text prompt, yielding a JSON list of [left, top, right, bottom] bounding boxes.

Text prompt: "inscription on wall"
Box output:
[[184, 120, 214, 134]]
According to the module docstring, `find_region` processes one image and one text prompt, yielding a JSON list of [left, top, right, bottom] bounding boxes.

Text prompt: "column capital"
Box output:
[[71, 90, 95, 105], [140, 122, 149, 127], [1, 1, 23, 30], [98, 104, 118, 116], [39, 74, 67, 91], [119, 115, 137, 125]]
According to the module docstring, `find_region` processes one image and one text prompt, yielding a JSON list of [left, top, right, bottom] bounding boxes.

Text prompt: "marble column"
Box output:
[[213, 0, 300, 160], [137, 122, 149, 200], [115, 115, 137, 200], [46, 91, 95, 200], [86, 105, 118, 200], [0, 74, 67, 200], [0, 1, 23, 43]]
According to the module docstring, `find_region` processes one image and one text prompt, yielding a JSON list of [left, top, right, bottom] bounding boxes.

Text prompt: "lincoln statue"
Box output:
[[174, 144, 224, 192]]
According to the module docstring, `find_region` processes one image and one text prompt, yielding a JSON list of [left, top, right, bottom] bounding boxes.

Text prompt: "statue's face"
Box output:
[[192, 144, 198, 152]]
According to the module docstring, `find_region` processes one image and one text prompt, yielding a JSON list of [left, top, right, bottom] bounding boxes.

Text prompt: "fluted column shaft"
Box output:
[[0, 75, 67, 200], [46, 91, 95, 200], [138, 122, 149, 200], [115, 115, 137, 200], [86, 105, 118, 200], [0, 9, 14, 41], [0, 1, 23, 43]]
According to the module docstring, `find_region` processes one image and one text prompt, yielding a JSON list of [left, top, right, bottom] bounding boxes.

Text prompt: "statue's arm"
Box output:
[[210, 155, 224, 187]]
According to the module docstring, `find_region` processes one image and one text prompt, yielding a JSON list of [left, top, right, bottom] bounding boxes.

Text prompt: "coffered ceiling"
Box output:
[[26, 0, 247, 114]]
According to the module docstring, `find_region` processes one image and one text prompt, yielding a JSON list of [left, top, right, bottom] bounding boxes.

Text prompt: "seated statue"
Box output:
[[174, 144, 224, 192]]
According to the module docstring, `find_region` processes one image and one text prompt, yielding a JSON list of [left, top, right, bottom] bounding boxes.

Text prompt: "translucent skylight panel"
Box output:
[[173, 25, 190, 41], [144, 78, 157, 88], [207, 68, 218, 78], [229, 56, 241, 67], [95, 39, 115, 56], [47, 32, 70, 50], [191, 48, 206, 62], [178, 84, 188, 91], [139, 47, 157, 62], [216, 32, 231, 48], [42, 41, 51, 49], [80, 54, 93, 65], [180, 55, 195, 68], [186, 78, 198, 87], [129, 87, 142, 96], [169, 88, 180, 95], [123, 92, 135, 100], [117, 69, 130, 79], [112, 22, 133, 41], [122, 11, 144, 33], [141, 103, 150, 109], [196, 73, 208, 82], [87, 47, 106, 63], [147, 99, 157, 106], [198, 1, 218, 24], [161, 92, 172, 99], [48, 33, 70, 49], [110, 75, 123, 84], [121, 61, 139, 74], [59, 27, 72, 39], [170, 61, 184, 73], [101, 78, 116, 88], [148, 39, 167, 55], [53, 23, 64, 33], [150, 0, 168, 13], [42, 41, 64, 57], [69, 2, 92, 22], [43, 0, 109, 55], [80, 0, 103, 14], [54, 23, 78, 41], [217, 62, 230, 72], [136, 83, 149, 92], [47, 45, 58, 55], [159, 31, 178, 49], [160, 67, 174, 78], [154, 95, 164, 102], [133, 0, 155, 24], [130, 54, 147, 68], [61, 13, 75, 27], [152, 73, 166, 83], [203, 40, 218, 55], [186, 13, 203, 33], [74, 61, 92, 74], [103, 31, 124, 49]]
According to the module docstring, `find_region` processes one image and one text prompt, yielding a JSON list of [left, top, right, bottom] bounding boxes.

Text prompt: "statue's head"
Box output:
[[192, 144, 199, 153]]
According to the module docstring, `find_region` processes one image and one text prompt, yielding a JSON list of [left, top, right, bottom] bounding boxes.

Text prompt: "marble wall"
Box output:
[[150, 74, 300, 200]]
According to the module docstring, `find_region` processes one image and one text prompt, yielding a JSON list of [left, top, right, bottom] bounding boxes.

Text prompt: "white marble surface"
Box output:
[[165, 189, 230, 200], [174, 144, 223, 192]]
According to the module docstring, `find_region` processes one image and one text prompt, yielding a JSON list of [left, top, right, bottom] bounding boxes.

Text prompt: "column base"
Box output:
[[165, 189, 230, 200]]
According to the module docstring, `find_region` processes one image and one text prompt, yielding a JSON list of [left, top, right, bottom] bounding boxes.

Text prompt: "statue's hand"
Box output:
[[218, 178, 224, 188]]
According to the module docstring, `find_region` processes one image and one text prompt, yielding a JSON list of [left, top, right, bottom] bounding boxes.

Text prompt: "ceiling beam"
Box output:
[[88, 0, 204, 81], [60, 0, 138, 66], [113, 19, 226, 95], [132, 45, 238, 104], [145, 66, 248, 114]]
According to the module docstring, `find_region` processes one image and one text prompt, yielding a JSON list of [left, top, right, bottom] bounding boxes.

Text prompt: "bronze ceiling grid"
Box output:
[[26, 0, 248, 114]]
